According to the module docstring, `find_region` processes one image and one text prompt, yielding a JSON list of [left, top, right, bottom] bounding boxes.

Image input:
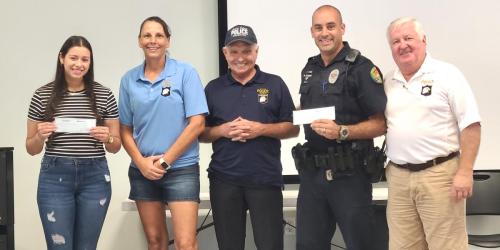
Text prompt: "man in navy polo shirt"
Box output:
[[200, 25, 299, 250]]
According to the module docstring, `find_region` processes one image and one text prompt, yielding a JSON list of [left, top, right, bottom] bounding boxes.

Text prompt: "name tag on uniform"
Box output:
[[293, 106, 335, 125]]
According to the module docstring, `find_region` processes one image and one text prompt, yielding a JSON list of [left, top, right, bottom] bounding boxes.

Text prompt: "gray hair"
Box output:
[[387, 17, 425, 43]]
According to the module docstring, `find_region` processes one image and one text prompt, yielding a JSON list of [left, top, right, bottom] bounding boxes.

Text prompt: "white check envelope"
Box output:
[[54, 118, 96, 133], [293, 106, 335, 125]]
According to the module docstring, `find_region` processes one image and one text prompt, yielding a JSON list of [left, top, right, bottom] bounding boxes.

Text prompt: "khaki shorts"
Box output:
[[386, 157, 467, 250]]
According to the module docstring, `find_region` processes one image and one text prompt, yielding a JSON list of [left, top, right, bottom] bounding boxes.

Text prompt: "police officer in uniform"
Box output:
[[294, 5, 387, 250]]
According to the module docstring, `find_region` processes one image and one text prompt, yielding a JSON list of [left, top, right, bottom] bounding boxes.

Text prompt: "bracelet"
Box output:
[[106, 136, 114, 144]]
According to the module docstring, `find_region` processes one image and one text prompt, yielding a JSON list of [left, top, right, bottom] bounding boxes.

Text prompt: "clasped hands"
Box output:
[[138, 155, 166, 181], [220, 117, 264, 142]]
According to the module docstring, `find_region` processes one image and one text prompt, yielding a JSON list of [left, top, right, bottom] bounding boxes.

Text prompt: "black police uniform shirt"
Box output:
[[205, 65, 295, 187], [300, 42, 386, 151]]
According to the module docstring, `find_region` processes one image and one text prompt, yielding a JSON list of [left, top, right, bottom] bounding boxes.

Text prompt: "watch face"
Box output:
[[161, 162, 171, 170], [341, 128, 348, 136], [340, 126, 349, 140]]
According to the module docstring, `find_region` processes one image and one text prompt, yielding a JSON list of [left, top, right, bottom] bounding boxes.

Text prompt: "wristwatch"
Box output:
[[106, 136, 114, 144], [158, 157, 172, 170], [338, 125, 349, 141]]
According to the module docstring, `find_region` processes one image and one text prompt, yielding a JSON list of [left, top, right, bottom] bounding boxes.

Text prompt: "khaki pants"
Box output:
[[386, 158, 467, 250]]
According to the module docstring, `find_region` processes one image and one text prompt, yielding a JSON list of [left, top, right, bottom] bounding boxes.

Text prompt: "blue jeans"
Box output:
[[37, 156, 112, 250]]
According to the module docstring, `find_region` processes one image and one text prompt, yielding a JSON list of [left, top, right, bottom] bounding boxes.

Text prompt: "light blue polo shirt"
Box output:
[[119, 57, 208, 169]]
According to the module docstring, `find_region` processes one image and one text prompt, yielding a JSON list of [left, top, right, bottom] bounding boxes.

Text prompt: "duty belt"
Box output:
[[391, 151, 459, 172], [298, 149, 358, 173]]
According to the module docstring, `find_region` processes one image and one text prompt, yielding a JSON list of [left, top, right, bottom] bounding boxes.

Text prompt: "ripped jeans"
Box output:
[[37, 155, 112, 250]]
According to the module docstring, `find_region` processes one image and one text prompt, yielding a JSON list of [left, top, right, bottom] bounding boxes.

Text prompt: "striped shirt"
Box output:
[[28, 82, 118, 158]]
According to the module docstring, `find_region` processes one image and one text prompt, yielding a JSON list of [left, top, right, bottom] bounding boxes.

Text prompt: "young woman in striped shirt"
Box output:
[[25, 36, 120, 250]]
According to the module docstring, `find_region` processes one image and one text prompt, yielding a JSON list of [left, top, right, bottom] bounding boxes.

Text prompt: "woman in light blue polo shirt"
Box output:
[[118, 16, 208, 250]]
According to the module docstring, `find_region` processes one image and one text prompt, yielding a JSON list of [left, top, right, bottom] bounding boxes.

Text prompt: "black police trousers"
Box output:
[[296, 167, 375, 250]]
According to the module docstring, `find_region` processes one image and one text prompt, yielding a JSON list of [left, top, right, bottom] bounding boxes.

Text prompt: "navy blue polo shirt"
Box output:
[[205, 66, 295, 187]]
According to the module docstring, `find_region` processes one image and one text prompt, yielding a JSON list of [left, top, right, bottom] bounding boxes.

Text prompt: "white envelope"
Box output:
[[54, 118, 96, 133], [293, 106, 335, 125]]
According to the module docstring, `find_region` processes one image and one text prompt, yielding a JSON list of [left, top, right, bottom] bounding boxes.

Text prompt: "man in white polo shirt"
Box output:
[[384, 17, 481, 250]]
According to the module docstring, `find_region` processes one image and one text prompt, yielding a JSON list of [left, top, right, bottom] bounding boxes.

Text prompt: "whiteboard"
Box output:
[[225, 0, 500, 173]]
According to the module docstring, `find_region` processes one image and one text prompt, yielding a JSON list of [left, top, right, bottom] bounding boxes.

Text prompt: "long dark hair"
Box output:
[[44, 36, 102, 123]]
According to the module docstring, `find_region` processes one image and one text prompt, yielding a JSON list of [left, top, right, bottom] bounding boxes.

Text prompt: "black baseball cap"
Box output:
[[224, 25, 257, 46]]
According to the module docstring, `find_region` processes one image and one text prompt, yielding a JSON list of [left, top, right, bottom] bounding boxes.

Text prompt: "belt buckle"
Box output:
[[432, 158, 437, 166]]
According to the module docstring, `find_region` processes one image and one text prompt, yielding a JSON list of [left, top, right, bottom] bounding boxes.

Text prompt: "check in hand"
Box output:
[[90, 126, 110, 143], [311, 119, 339, 140], [54, 117, 95, 133], [37, 122, 57, 140]]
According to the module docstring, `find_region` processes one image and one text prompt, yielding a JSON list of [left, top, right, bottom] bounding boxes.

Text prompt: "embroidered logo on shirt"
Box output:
[[161, 80, 171, 96], [421, 79, 434, 85], [257, 88, 270, 104], [421, 85, 432, 96], [161, 87, 171, 96], [420, 79, 433, 96], [328, 69, 339, 84]]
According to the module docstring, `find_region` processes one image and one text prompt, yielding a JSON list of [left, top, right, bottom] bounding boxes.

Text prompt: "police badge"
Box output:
[[329, 69, 339, 84]]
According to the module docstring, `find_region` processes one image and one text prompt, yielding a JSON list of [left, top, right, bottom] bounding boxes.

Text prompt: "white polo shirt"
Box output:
[[384, 54, 481, 164]]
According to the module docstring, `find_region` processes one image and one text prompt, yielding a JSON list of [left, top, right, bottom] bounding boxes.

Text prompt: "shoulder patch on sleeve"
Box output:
[[370, 66, 383, 84]]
